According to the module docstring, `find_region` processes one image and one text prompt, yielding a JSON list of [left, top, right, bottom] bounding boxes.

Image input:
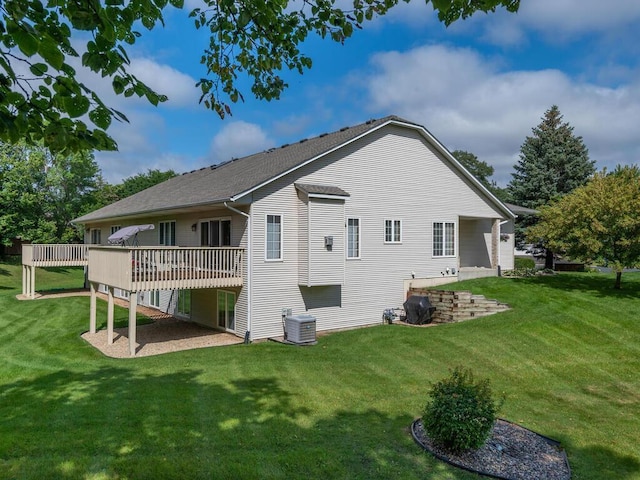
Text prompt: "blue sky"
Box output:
[[87, 1, 640, 187]]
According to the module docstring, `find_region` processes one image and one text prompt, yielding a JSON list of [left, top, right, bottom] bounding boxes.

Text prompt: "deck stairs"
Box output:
[[407, 289, 510, 324]]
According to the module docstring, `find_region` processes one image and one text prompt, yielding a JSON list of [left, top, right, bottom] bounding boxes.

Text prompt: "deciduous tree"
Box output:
[[452, 149, 508, 200], [0, 0, 519, 153], [0, 142, 101, 245], [528, 166, 640, 289], [116, 168, 177, 200], [453, 150, 494, 187]]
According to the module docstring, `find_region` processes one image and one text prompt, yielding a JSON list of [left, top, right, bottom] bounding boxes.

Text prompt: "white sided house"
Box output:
[[71, 116, 515, 352]]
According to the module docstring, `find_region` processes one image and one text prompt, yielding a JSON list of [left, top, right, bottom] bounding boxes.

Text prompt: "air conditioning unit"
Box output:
[[285, 314, 316, 344]]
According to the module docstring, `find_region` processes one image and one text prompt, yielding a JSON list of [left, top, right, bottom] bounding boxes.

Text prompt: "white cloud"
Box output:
[[518, 0, 640, 35], [209, 121, 275, 163], [129, 58, 199, 107], [465, 0, 640, 47], [96, 149, 196, 184], [362, 44, 640, 185]]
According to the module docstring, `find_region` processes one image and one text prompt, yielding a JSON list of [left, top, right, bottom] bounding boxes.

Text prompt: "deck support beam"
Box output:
[[107, 287, 114, 345], [89, 282, 97, 334], [22, 266, 27, 297], [31, 266, 36, 299], [128, 292, 138, 356]]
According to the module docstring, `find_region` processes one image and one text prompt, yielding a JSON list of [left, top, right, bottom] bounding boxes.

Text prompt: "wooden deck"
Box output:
[[21, 244, 244, 298]]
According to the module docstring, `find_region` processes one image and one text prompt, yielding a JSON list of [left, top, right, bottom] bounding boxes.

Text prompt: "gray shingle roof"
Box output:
[[74, 115, 413, 223], [504, 203, 538, 216], [294, 183, 350, 197]]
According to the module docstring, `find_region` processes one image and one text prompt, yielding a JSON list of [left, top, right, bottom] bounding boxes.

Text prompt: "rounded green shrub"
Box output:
[[422, 367, 501, 453], [514, 257, 535, 270]]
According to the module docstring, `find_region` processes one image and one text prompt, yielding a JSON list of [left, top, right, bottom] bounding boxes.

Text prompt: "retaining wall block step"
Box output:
[[407, 288, 510, 325]]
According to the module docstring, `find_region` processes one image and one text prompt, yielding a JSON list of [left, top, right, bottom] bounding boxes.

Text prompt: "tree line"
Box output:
[[454, 105, 639, 290], [0, 142, 175, 249]]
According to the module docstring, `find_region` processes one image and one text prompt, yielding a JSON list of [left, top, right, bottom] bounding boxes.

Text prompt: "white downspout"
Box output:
[[224, 201, 252, 342]]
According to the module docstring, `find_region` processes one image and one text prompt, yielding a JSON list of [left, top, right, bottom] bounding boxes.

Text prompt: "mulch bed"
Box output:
[[411, 418, 571, 480]]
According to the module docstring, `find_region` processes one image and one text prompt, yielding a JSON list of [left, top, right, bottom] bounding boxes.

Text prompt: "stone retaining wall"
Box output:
[[407, 288, 510, 324]]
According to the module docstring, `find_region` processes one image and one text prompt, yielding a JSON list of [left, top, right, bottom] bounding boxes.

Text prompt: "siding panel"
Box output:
[[307, 198, 345, 285]]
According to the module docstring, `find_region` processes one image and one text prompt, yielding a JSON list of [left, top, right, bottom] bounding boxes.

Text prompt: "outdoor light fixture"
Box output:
[[191, 223, 197, 232]]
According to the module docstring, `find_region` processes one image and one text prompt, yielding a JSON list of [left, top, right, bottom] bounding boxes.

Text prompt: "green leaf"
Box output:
[[110, 108, 129, 123], [39, 43, 65, 70], [29, 63, 49, 77], [14, 29, 39, 56], [62, 95, 91, 118], [112, 75, 126, 95], [89, 106, 112, 130], [91, 129, 118, 151]]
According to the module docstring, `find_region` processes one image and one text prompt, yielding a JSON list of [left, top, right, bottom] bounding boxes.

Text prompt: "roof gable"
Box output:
[[74, 115, 514, 223]]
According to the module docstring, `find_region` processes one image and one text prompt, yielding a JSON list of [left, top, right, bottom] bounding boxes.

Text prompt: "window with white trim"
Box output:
[[433, 222, 455, 257], [384, 219, 402, 243], [266, 214, 282, 260], [347, 218, 360, 259], [159, 221, 176, 246], [90, 228, 101, 245], [110, 225, 121, 235]]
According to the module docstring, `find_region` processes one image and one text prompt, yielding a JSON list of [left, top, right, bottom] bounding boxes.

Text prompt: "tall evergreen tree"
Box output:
[[507, 106, 595, 267], [508, 105, 595, 208]]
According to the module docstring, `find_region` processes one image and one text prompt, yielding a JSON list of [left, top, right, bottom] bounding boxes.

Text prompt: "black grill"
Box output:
[[403, 295, 436, 325]]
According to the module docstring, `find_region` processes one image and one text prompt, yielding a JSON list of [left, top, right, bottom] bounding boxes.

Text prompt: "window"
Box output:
[[217, 290, 235, 331], [266, 214, 282, 260], [90, 228, 101, 245], [347, 218, 360, 259], [149, 290, 160, 308], [159, 221, 176, 246], [433, 222, 455, 257], [177, 290, 191, 317], [200, 219, 231, 247], [110, 225, 121, 235], [384, 219, 402, 243]]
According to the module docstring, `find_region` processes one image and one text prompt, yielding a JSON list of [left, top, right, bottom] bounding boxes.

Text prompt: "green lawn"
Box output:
[[1, 259, 639, 479]]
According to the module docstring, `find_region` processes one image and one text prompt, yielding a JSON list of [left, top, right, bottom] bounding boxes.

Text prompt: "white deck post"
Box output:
[[89, 282, 97, 334], [128, 292, 138, 356], [22, 265, 27, 297], [107, 286, 114, 345], [30, 266, 36, 299]]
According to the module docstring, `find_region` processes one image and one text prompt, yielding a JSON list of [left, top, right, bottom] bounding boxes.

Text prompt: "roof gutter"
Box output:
[[224, 201, 252, 343]]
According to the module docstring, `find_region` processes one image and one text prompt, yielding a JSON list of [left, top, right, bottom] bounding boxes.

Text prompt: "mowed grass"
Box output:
[[0, 259, 639, 479]]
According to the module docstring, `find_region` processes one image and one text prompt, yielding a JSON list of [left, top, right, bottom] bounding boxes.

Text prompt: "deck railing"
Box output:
[[88, 246, 244, 292], [22, 244, 89, 267]]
